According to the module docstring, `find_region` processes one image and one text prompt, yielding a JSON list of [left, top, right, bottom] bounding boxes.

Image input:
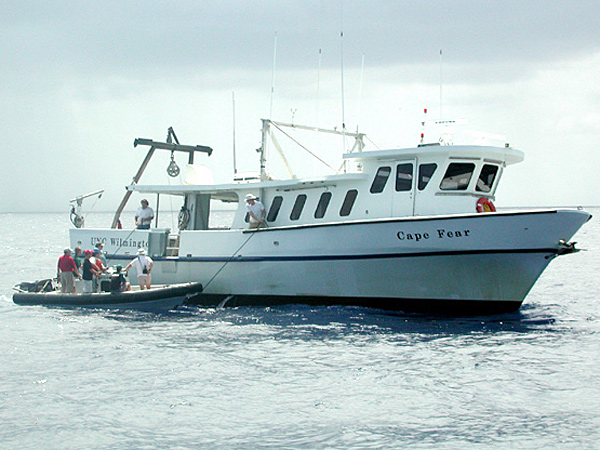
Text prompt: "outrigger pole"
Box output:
[[110, 128, 213, 229]]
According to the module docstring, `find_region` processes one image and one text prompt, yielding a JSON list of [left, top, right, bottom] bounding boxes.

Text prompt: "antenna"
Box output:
[[232, 91, 237, 175], [357, 52, 365, 132], [290, 108, 297, 125], [269, 32, 278, 119], [316, 47, 322, 128], [339, 0, 346, 131], [340, 30, 346, 133], [420, 108, 428, 144], [339, 2, 347, 160], [439, 49, 443, 119]]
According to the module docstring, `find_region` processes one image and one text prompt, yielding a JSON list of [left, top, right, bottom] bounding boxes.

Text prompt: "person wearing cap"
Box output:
[[124, 248, 154, 290], [109, 265, 131, 292], [93, 249, 108, 273], [90, 248, 108, 292], [82, 250, 101, 293], [57, 248, 81, 293], [245, 193, 266, 229], [135, 199, 154, 229], [94, 242, 107, 265]]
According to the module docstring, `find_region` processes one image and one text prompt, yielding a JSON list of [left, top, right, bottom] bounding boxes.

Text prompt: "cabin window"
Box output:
[[267, 196, 283, 222], [476, 164, 499, 193], [290, 194, 307, 221], [314, 192, 332, 219], [440, 163, 475, 191], [340, 189, 358, 216], [370, 166, 391, 193], [395, 163, 414, 191], [418, 163, 437, 190]]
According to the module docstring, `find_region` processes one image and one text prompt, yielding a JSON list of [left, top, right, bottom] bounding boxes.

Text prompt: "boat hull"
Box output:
[[183, 293, 523, 315], [13, 282, 204, 312], [73, 209, 591, 315]]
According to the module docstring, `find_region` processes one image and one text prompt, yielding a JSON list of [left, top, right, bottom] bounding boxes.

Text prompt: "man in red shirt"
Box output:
[[57, 248, 81, 293]]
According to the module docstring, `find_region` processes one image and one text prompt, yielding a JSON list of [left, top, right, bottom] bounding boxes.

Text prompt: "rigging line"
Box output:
[[270, 121, 337, 172], [84, 193, 102, 222], [105, 226, 139, 267], [365, 135, 382, 150], [202, 229, 260, 291]]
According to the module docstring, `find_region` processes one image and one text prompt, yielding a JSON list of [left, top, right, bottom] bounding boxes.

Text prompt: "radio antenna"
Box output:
[[357, 52, 365, 132], [232, 91, 237, 175], [316, 47, 322, 128], [340, 30, 346, 133], [339, 1, 347, 159], [439, 49, 443, 119], [269, 32, 278, 119]]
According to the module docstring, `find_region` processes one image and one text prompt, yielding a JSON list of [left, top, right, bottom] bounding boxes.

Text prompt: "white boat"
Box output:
[[69, 120, 591, 314]]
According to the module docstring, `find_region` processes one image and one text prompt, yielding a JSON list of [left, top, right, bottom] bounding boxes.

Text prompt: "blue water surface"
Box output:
[[1, 210, 599, 449]]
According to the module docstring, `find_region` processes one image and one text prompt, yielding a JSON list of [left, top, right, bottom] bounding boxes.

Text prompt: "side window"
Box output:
[[370, 166, 391, 193], [314, 192, 332, 219], [267, 196, 283, 222], [395, 163, 414, 192], [340, 189, 358, 217], [476, 164, 499, 192], [440, 163, 475, 191], [290, 194, 307, 221], [418, 163, 437, 190]]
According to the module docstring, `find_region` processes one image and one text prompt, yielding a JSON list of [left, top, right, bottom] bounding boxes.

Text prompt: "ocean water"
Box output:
[[1, 209, 599, 449]]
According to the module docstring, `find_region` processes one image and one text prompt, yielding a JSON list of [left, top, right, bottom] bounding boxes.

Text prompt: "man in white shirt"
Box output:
[[124, 248, 154, 289], [135, 199, 154, 229], [245, 194, 265, 229]]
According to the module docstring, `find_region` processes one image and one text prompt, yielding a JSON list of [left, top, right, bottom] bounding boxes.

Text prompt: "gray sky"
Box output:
[[1, 0, 599, 213]]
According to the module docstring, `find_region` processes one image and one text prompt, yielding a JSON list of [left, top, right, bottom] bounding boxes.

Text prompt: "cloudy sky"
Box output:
[[1, 0, 599, 213]]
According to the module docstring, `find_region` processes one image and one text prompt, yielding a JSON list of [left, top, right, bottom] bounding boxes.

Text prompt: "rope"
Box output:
[[105, 227, 139, 266], [202, 229, 259, 291], [270, 121, 337, 172]]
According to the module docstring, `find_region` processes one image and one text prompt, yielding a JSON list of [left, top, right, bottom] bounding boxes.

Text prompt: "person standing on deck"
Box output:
[[124, 248, 154, 290], [245, 194, 266, 229], [135, 199, 154, 229], [57, 248, 81, 293]]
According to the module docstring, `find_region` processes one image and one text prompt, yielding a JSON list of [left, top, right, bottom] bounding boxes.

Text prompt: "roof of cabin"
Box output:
[[344, 145, 524, 165], [128, 172, 368, 200]]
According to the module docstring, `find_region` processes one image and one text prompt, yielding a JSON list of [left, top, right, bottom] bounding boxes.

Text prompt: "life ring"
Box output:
[[476, 197, 496, 213]]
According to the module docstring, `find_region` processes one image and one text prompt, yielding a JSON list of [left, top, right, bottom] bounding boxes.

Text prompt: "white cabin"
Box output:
[[129, 130, 523, 232]]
